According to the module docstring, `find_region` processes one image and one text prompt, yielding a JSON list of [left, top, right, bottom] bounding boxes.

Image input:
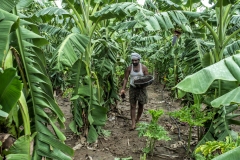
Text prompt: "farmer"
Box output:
[[120, 52, 149, 130]]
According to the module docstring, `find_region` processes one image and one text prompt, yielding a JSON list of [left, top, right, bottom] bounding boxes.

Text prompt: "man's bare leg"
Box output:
[[136, 103, 144, 124], [130, 103, 137, 130]]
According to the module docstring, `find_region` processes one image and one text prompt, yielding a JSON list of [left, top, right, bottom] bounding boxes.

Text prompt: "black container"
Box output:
[[134, 75, 154, 88]]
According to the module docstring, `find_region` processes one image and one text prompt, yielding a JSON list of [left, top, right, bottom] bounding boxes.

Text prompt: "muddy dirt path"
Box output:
[[57, 83, 196, 160]]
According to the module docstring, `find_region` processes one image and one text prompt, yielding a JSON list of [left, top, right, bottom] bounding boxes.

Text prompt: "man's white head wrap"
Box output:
[[131, 52, 141, 60]]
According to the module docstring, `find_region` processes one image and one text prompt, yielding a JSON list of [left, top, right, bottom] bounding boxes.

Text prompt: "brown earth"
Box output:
[[56, 82, 198, 160]]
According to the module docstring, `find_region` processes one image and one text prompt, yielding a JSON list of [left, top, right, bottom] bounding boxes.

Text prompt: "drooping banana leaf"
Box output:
[[50, 33, 90, 71], [181, 38, 213, 74], [16, 0, 33, 10], [22, 33, 74, 160], [35, 7, 71, 22], [0, 0, 19, 12], [223, 40, 240, 56], [38, 24, 71, 37], [10, 8, 74, 159], [227, 14, 240, 35], [211, 87, 240, 108], [91, 2, 192, 32], [88, 125, 98, 143], [0, 68, 22, 113], [0, 9, 18, 65]]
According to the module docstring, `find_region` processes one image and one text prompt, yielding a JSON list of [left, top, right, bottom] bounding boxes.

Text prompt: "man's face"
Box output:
[[132, 59, 139, 66]]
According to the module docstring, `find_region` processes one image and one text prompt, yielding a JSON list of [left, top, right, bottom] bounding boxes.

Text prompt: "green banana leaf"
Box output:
[[223, 40, 240, 56], [87, 125, 98, 143], [35, 7, 71, 22], [91, 104, 107, 126], [0, 68, 22, 113], [39, 24, 70, 37], [6, 133, 36, 160], [50, 33, 90, 71], [215, 0, 237, 7], [175, 54, 240, 94], [212, 146, 240, 160], [91, 2, 192, 32], [16, 0, 33, 10], [0, 0, 18, 12], [0, 9, 18, 64], [211, 87, 240, 108]]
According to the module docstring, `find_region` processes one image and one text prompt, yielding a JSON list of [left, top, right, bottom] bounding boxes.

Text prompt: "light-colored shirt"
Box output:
[[130, 63, 144, 87]]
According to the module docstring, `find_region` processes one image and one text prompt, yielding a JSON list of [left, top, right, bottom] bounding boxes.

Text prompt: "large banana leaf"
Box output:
[[0, 0, 19, 12], [223, 40, 240, 56], [21, 31, 74, 160], [182, 39, 213, 71], [175, 54, 240, 94], [35, 7, 71, 22], [0, 68, 22, 113], [16, 0, 33, 10], [0, 9, 18, 64], [227, 14, 240, 35], [50, 33, 90, 71], [91, 2, 192, 32], [39, 24, 71, 37]]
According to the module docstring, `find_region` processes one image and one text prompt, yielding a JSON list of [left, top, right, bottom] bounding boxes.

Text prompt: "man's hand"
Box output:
[[120, 89, 126, 99], [120, 89, 125, 95]]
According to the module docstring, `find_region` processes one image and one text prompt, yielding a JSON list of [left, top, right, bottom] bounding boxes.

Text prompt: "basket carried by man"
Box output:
[[134, 75, 154, 88]]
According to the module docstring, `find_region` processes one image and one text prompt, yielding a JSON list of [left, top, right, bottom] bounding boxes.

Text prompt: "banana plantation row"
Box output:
[[0, 0, 240, 159]]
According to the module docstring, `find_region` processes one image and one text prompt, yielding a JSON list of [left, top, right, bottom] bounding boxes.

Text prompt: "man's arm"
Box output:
[[142, 65, 149, 75], [120, 66, 130, 94]]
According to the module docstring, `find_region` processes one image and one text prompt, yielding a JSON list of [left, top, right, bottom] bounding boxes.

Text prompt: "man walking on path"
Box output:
[[120, 53, 149, 130]]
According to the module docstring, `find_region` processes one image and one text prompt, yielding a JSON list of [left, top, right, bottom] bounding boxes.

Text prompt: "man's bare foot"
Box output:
[[129, 126, 135, 131], [129, 124, 136, 131]]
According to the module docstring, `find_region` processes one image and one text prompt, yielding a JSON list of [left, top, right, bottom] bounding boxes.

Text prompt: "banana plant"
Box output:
[[0, 0, 73, 159], [173, 1, 240, 153], [175, 54, 240, 147], [35, 0, 127, 142]]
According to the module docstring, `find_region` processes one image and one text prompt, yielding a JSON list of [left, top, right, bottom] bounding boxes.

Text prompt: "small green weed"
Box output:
[[136, 109, 170, 157]]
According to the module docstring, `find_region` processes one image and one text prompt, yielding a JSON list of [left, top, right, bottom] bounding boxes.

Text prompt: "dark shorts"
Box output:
[[129, 86, 148, 105]]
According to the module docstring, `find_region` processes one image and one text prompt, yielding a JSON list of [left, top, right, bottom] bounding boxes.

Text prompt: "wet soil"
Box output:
[[56, 83, 198, 160]]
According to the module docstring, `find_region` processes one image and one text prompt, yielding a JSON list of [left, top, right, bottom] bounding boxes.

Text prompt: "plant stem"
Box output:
[[13, 7, 31, 136], [187, 125, 192, 155], [150, 138, 156, 156]]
